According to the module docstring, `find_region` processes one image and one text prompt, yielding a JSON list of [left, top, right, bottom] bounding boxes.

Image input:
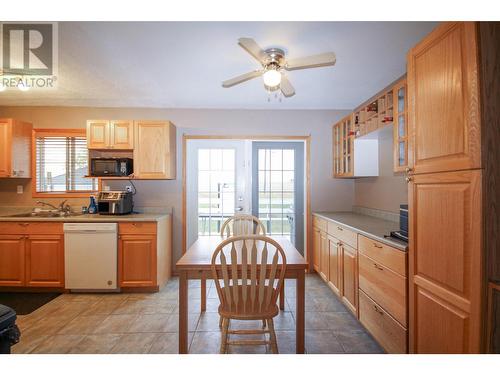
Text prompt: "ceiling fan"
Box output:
[[222, 38, 336, 98]]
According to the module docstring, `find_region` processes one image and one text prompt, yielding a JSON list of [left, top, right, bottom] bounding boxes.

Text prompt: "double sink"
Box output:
[[4, 211, 84, 218]]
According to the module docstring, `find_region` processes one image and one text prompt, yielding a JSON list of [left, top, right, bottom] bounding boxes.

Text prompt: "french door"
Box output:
[[252, 142, 304, 255]]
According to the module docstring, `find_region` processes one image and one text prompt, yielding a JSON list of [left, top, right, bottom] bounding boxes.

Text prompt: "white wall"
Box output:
[[0, 106, 353, 265]]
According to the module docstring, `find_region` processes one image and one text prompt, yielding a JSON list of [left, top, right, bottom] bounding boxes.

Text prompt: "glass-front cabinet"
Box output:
[[393, 79, 408, 172], [333, 115, 354, 178]]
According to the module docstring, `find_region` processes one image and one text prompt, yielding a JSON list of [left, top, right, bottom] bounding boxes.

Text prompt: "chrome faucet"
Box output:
[[36, 200, 71, 214], [36, 201, 59, 210]]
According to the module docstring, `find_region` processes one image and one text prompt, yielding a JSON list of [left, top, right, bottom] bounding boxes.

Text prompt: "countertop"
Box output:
[[313, 211, 408, 251], [0, 207, 169, 222]]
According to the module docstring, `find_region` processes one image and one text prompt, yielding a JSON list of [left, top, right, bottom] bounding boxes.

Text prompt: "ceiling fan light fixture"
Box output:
[[262, 68, 281, 88]]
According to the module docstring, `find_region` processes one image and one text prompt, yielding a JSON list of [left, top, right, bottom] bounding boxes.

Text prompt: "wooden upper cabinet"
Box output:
[[25, 234, 64, 287], [408, 169, 482, 353], [407, 22, 481, 175], [0, 119, 32, 178], [133, 121, 176, 179], [87, 120, 110, 149], [110, 120, 134, 150], [0, 235, 25, 286], [87, 120, 134, 150], [393, 79, 409, 172]]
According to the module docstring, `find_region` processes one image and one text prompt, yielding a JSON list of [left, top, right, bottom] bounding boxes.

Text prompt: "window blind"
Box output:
[[35, 135, 97, 193]]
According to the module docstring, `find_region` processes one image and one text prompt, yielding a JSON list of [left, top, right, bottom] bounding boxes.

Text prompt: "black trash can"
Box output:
[[0, 304, 20, 354]]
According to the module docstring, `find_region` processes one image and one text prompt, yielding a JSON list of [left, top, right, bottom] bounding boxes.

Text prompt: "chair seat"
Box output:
[[217, 285, 280, 320]]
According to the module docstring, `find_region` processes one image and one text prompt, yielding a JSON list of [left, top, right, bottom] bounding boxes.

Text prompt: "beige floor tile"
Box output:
[[142, 300, 177, 314], [110, 333, 157, 354], [111, 299, 148, 314], [30, 334, 85, 354], [12, 334, 50, 354], [93, 314, 140, 334], [58, 315, 108, 335], [69, 334, 123, 354], [127, 313, 172, 333], [305, 330, 344, 354], [148, 332, 179, 354], [189, 331, 221, 354], [22, 314, 76, 336], [80, 300, 122, 316]]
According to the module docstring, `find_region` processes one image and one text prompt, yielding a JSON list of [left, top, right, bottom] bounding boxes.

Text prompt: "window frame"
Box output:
[[31, 128, 99, 198]]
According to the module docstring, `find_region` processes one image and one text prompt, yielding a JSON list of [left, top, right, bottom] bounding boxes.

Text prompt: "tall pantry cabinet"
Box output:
[[407, 22, 499, 353]]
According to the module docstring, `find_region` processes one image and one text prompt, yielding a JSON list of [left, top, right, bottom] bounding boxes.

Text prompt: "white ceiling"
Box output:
[[0, 21, 438, 109]]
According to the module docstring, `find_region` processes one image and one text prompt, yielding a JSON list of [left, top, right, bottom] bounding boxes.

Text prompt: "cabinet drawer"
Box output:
[[327, 222, 357, 248], [312, 216, 327, 232], [0, 222, 63, 235], [358, 235, 406, 276], [359, 290, 407, 354], [119, 222, 157, 235], [359, 253, 407, 326]]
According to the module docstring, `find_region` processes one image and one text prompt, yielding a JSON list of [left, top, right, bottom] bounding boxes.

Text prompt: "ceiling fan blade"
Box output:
[[238, 38, 268, 65], [285, 52, 336, 71], [222, 70, 262, 88], [280, 75, 295, 97]]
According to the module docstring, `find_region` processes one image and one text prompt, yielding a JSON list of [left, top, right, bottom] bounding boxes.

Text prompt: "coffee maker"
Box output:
[[97, 191, 133, 215]]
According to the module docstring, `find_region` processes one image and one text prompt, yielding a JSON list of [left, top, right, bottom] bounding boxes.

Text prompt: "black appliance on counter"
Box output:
[[90, 157, 133, 177], [97, 191, 133, 215], [389, 204, 408, 243]]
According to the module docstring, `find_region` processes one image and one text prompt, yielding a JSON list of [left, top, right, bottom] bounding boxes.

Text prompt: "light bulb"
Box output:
[[263, 69, 281, 88]]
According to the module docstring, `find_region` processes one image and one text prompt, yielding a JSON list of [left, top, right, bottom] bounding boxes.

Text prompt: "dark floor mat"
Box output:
[[0, 293, 61, 315]]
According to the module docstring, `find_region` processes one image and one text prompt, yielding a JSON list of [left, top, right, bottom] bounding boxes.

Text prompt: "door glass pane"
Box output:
[[398, 115, 405, 137], [198, 148, 235, 236], [398, 141, 405, 166], [398, 87, 405, 113]]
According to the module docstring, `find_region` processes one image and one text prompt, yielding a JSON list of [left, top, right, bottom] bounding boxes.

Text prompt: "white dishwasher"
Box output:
[[64, 223, 118, 291]]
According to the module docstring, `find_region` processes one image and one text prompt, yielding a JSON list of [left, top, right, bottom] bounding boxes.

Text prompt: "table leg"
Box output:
[[296, 271, 305, 354], [201, 272, 207, 312], [279, 282, 285, 310], [179, 270, 189, 354]]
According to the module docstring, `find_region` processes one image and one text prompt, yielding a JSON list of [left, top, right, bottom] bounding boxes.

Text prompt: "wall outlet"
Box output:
[[125, 185, 133, 193], [16, 185, 23, 194]]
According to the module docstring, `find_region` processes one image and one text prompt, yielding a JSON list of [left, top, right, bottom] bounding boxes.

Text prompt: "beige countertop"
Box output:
[[0, 207, 169, 222], [313, 211, 408, 251]]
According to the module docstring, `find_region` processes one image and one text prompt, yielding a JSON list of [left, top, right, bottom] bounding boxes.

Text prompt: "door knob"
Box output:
[[405, 177, 412, 183], [235, 206, 243, 212], [405, 167, 412, 173]]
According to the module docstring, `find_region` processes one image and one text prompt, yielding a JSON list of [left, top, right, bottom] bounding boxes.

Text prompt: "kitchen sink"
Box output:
[[4, 212, 84, 218]]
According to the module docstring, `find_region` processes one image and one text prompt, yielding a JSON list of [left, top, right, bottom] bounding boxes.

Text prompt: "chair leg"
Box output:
[[220, 318, 230, 354], [267, 318, 279, 354], [219, 316, 223, 328]]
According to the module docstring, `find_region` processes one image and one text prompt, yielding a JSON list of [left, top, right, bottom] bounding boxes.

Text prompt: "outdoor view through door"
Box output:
[[192, 140, 304, 255], [252, 142, 304, 255]]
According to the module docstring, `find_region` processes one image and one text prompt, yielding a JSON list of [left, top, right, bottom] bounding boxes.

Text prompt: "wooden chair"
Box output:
[[220, 214, 266, 237], [211, 235, 287, 354]]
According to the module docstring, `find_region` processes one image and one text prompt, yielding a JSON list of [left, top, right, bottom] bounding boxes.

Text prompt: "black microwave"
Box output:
[[90, 158, 133, 177]]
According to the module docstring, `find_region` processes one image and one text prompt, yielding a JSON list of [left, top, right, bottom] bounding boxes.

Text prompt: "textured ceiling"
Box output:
[[0, 21, 438, 109]]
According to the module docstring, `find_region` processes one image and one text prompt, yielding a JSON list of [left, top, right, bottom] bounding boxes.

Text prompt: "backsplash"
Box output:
[[352, 205, 399, 223]]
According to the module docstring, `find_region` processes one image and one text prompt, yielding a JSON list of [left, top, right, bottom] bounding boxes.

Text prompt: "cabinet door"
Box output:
[[119, 234, 157, 287], [407, 22, 480, 174], [319, 230, 329, 281], [0, 120, 12, 177], [87, 120, 110, 149], [110, 120, 134, 149], [409, 170, 482, 353], [342, 243, 358, 315], [134, 121, 176, 179], [393, 80, 408, 172], [312, 227, 320, 272], [0, 235, 25, 286], [328, 236, 341, 295], [25, 235, 64, 287]]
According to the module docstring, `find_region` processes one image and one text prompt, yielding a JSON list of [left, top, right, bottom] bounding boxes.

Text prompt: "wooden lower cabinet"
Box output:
[[359, 290, 407, 353], [119, 234, 157, 287], [327, 236, 341, 295], [319, 230, 329, 281], [312, 227, 321, 272], [0, 235, 25, 286], [25, 235, 64, 287], [341, 243, 358, 315]]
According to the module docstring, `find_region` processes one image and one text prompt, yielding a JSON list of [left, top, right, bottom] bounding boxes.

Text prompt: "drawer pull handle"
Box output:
[[373, 305, 384, 315], [373, 243, 383, 249], [337, 226, 343, 231], [373, 263, 384, 271]]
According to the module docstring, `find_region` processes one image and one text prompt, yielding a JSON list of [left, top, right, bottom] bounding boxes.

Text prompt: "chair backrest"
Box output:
[[211, 235, 287, 315], [220, 214, 266, 237]]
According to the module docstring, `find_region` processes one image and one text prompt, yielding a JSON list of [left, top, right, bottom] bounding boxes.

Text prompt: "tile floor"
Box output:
[[12, 274, 383, 354]]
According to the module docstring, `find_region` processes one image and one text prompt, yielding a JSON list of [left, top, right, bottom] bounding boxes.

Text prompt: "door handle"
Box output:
[[235, 206, 243, 212]]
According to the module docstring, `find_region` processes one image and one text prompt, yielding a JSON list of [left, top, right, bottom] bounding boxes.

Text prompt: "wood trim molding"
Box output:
[[181, 134, 312, 271]]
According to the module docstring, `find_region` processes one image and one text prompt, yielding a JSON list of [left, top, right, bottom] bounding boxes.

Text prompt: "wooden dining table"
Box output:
[[176, 235, 308, 354]]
